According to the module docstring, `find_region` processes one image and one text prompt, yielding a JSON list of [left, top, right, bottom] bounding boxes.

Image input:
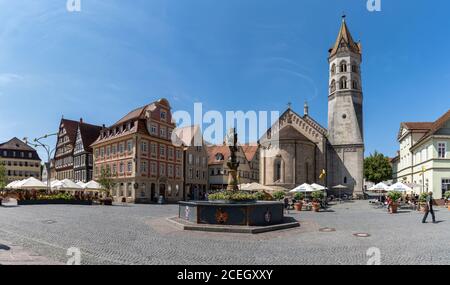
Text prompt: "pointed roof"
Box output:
[[411, 109, 450, 149], [329, 17, 361, 57], [0, 137, 37, 152], [78, 122, 102, 152]]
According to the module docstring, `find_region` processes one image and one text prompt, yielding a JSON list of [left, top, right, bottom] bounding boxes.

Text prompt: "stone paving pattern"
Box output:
[[0, 201, 449, 265]]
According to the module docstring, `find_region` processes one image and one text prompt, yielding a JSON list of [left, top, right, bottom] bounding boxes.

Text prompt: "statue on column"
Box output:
[[226, 128, 240, 191]]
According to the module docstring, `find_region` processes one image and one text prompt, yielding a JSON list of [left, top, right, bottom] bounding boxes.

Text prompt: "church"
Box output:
[[259, 17, 365, 197]]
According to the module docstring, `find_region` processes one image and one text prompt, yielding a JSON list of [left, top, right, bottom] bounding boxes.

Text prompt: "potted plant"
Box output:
[[272, 191, 286, 201], [311, 191, 324, 212], [293, 192, 304, 211], [387, 191, 402, 214], [444, 191, 450, 210], [418, 193, 429, 212]]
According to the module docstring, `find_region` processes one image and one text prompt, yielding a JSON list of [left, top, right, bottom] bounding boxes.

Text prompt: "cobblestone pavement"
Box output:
[[0, 201, 449, 265]]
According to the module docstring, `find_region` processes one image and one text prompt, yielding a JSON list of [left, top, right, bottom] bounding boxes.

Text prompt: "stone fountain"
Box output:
[[173, 128, 299, 234]]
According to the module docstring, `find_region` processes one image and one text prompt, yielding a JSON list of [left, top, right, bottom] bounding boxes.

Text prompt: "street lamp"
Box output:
[[23, 133, 58, 193]]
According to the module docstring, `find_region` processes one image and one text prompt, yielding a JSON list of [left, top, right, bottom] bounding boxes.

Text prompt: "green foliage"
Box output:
[[272, 191, 286, 200], [0, 164, 7, 190], [419, 193, 429, 203], [445, 191, 450, 200], [311, 191, 324, 201], [387, 191, 402, 201], [98, 168, 115, 196], [253, 191, 273, 201], [208, 191, 256, 202], [364, 151, 393, 184], [37, 193, 75, 201], [294, 192, 305, 201]]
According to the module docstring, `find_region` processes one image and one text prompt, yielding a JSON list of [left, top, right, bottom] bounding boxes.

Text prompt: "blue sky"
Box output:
[[0, 0, 449, 161]]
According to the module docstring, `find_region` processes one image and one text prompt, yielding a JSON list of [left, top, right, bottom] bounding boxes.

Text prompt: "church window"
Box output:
[[344, 176, 348, 184], [352, 64, 358, 73], [331, 64, 336, 75], [339, 61, 347, 72], [352, 80, 358, 89], [330, 80, 336, 93], [339, 77, 348, 89], [275, 161, 282, 182]]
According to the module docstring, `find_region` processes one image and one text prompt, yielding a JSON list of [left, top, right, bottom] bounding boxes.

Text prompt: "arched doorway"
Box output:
[[159, 184, 166, 197]]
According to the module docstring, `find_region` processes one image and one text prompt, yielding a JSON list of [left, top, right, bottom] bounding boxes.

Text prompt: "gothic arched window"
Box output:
[[331, 64, 336, 75], [340, 77, 348, 89], [340, 61, 347, 72], [352, 80, 358, 90], [351, 64, 358, 73], [274, 159, 283, 182], [330, 80, 336, 93]]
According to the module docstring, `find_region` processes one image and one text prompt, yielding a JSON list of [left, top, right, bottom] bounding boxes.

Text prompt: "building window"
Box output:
[[150, 124, 158, 135], [331, 64, 336, 75], [330, 80, 336, 93], [150, 162, 157, 175], [119, 162, 124, 174], [160, 127, 166, 139], [352, 80, 358, 90], [141, 161, 148, 174], [188, 154, 193, 165], [141, 141, 148, 153], [160, 145, 166, 158], [127, 161, 132, 172], [160, 110, 167, 121], [168, 165, 174, 177], [339, 77, 347, 89], [344, 176, 348, 184], [442, 179, 450, 198], [438, 142, 446, 158], [339, 61, 347, 72], [127, 141, 133, 153], [160, 163, 166, 176]]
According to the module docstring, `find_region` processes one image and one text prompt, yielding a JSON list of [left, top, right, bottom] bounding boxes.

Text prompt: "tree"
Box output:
[[98, 168, 115, 197], [0, 164, 7, 190], [364, 151, 393, 184]]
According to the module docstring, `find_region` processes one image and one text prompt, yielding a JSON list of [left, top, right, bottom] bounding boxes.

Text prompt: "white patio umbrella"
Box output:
[[368, 182, 389, 192], [14, 177, 47, 190], [332, 184, 348, 202], [388, 182, 412, 193], [311, 183, 327, 191], [83, 181, 103, 191], [240, 182, 273, 192], [76, 181, 86, 188], [5, 180, 22, 190], [290, 183, 316, 193], [52, 179, 82, 191]]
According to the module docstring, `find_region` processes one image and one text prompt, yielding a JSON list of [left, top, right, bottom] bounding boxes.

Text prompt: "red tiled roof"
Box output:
[[241, 144, 259, 162], [207, 145, 231, 165], [0, 137, 37, 152], [61, 119, 82, 146], [412, 109, 450, 149], [402, 122, 433, 130]]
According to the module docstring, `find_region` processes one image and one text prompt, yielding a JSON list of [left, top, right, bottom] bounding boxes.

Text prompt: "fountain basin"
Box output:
[[178, 201, 285, 226]]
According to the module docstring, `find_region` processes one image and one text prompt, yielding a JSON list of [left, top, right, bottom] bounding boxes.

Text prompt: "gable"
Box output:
[[435, 117, 450, 135], [260, 109, 326, 145]]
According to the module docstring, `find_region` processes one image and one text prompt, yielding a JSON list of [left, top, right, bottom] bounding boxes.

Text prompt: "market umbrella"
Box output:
[[14, 177, 47, 190], [332, 184, 348, 202], [82, 181, 103, 192], [241, 182, 274, 192], [388, 182, 412, 193], [5, 180, 22, 190], [311, 183, 327, 191], [52, 179, 82, 191], [289, 183, 316, 193], [76, 181, 86, 188], [367, 182, 389, 202]]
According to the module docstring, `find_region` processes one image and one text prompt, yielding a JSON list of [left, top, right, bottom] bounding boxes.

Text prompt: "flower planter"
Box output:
[[312, 202, 320, 212], [389, 203, 398, 214], [294, 202, 303, 211]]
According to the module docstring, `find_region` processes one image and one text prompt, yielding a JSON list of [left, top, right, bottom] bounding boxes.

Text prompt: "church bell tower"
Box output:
[[327, 16, 365, 196]]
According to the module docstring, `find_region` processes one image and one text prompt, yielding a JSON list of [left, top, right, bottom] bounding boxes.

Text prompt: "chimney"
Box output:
[[304, 101, 309, 116]]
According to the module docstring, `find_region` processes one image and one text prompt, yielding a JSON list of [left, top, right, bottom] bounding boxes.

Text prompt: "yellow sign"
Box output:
[[319, 169, 326, 180]]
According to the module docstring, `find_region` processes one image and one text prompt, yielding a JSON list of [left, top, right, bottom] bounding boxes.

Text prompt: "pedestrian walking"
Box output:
[[422, 192, 436, 224]]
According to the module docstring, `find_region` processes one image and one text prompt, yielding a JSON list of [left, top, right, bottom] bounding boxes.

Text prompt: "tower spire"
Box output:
[[329, 15, 361, 57]]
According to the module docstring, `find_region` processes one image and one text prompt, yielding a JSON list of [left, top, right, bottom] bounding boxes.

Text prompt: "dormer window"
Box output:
[[215, 153, 224, 161], [160, 110, 167, 121]]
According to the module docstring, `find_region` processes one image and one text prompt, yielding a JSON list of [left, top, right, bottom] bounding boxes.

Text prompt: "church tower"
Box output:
[[327, 16, 364, 196]]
